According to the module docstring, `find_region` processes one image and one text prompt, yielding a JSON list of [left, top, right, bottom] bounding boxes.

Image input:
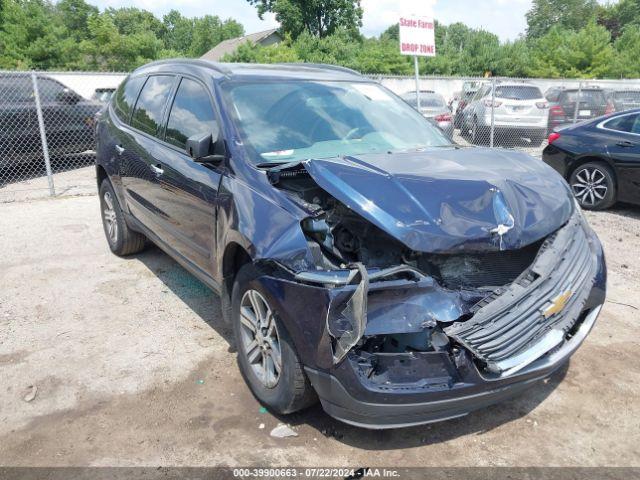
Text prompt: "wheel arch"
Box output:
[[566, 155, 617, 185], [220, 241, 253, 323]]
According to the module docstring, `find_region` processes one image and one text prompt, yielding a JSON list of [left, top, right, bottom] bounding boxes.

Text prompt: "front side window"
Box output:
[[130, 75, 175, 137], [165, 78, 217, 150], [114, 76, 145, 123], [221, 81, 449, 164]]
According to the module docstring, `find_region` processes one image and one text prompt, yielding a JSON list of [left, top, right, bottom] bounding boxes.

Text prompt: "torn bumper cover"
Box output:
[[254, 211, 606, 429]]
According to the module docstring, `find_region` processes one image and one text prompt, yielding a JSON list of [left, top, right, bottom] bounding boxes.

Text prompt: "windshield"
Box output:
[[221, 81, 449, 164], [494, 86, 543, 100]]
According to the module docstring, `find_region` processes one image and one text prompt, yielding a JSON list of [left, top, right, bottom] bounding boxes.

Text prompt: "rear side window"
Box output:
[[130, 75, 175, 137], [603, 114, 640, 134], [494, 86, 543, 100], [0, 76, 33, 103], [114, 76, 145, 123], [165, 78, 217, 150]]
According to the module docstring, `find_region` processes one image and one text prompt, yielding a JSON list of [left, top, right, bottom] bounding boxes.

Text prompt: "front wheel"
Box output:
[[569, 162, 616, 210], [232, 264, 317, 414]]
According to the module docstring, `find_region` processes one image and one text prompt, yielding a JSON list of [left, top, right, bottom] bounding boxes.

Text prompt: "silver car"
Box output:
[[461, 82, 549, 146], [402, 91, 454, 138]]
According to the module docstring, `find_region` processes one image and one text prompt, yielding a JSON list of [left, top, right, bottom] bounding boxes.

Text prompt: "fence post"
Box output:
[[573, 81, 582, 124], [490, 77, 496, 148], [31, 72, 55, 197]]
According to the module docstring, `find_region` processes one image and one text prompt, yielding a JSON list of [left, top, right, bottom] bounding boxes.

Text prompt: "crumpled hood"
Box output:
[[299, 148, 573, 253]]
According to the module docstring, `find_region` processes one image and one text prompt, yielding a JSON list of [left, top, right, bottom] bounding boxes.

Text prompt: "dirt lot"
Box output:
[[1, 184, 639, 467]]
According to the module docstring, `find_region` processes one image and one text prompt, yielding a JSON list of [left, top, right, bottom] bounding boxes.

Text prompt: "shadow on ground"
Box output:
[[130, 243, 569, 448], [133, 245, 235, 349]]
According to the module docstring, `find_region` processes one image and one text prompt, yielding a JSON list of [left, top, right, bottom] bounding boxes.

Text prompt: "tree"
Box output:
[[57, 0, 98, 41], [528, 22, 616, 78], [246, 0, 362, 38], [610, 24, 640, 77], [190, 15, 243, 56], [162, 10, 194, 53], [526, 0, 599, 38]]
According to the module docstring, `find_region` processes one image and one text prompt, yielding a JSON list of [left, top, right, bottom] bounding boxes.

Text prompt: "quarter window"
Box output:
[[130, 75, 175, 137], [114, 76, 145, 123], [165, 78, 217, 150]]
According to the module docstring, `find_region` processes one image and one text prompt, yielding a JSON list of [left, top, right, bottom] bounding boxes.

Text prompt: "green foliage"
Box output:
[[1, 0, 640, 78], [0, 0, 243, 70], [526, 0, 599, 38], [245, 0, 362, 38], [527, 22, 615, 78]]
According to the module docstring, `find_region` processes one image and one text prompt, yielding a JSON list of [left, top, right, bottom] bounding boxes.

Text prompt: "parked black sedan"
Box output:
[[543, 108, 640, 210]]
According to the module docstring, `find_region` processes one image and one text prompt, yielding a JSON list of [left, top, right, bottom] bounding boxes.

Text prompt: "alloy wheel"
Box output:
[[102, 191, 118, 244], [571, 167, 608, 207], [239, 289, 282, 389]]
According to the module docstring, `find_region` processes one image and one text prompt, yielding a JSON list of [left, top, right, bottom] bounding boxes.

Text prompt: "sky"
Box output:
[[93, 0, 609, 42]]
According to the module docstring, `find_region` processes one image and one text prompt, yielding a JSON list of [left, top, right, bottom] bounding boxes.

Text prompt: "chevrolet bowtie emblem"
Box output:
[[543, 290, 573, 319]]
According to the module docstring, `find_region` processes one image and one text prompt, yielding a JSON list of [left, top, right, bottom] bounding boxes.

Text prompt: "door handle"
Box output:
[[114, 144, 125, 155], [616, 141, 634, 148], [150, 164, 164, 175]]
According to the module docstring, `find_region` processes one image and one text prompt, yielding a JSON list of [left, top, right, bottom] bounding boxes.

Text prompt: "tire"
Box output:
[[569, 161, 616, 210], [99, 179, 146, 256], [232, 264, 317, 414], [471, 118, 487, 145]]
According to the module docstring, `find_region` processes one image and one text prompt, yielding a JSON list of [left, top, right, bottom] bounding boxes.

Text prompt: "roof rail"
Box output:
[[134, 58, 231, 75]]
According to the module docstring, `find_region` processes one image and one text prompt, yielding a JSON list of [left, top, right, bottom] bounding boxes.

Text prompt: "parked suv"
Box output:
[[0, 74, 100, 169], [461, 82, 549, 145], [548, 87, 608, 132], [96, 60, 605, 429], [606, 89, 640, 112]]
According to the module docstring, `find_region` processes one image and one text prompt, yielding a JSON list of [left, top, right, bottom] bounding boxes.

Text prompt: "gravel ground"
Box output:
[[0, 187, 639, 467]]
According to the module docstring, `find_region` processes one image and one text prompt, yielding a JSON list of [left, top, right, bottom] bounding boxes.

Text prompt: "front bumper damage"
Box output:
[[254, 210, 606, 429]]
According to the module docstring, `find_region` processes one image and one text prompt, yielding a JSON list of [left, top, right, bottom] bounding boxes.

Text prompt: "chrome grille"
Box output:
[[444, 214, 597, 373]]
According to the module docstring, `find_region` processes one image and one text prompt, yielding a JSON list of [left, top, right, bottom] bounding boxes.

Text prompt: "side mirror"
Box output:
[[185, 126, 224, 164], [186, 133, 212, 160]]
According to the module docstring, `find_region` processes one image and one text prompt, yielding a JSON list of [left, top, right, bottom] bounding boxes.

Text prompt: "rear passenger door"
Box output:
[[119, 75, 176, 230], [149, 76, 223, 278]]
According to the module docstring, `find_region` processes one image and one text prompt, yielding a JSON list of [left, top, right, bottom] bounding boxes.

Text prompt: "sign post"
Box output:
[[399, 16, 437, 111]]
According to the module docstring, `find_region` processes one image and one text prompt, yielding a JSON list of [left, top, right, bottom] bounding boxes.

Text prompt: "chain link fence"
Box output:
[[374, 74, 640, 158], [2, 70, 640, 202], [0, 71, 125, 202]]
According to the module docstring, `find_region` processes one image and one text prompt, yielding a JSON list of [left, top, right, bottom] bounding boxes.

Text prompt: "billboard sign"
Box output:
[[399, 16, 436, 57]]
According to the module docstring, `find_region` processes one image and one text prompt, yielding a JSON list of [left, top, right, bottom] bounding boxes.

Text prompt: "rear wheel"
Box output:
[[232, 264, 316, 414], [471, 118, 487, 145], [99, 180, 146, 256], [569, 162, 616, 210]]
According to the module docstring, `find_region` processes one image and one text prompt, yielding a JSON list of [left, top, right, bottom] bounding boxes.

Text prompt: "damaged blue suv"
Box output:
[[96, 60, 606, 429]]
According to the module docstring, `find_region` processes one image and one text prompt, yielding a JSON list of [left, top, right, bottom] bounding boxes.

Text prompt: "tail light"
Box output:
[[434, 113, 452, 122], [548, 132, 561, 144], [483, 99, 503, 108], [549, 105, 565, 117], [536, 101, 549, 109], [605, 101, 615, 115]]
